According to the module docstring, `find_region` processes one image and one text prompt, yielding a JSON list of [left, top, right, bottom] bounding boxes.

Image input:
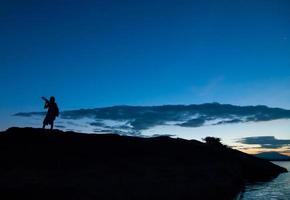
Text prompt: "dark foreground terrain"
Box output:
[[0, 127, 287, 200]]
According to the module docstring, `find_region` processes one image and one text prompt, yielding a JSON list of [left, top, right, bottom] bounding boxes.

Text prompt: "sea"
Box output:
[[240, 161, 290, 200]]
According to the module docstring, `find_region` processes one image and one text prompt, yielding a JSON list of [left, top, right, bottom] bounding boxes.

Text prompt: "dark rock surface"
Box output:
[[0, 127, 287, 200]]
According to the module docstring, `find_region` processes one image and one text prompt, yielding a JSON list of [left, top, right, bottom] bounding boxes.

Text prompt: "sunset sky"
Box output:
[[1, 0, 290, 155]]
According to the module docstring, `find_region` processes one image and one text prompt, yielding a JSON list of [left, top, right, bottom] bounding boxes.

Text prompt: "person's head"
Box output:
[[49, 96, 55, 103]]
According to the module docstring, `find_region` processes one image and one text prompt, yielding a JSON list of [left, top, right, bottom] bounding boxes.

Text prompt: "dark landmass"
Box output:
[[255, 152, 290, 161], [0, 127, 287, 200]]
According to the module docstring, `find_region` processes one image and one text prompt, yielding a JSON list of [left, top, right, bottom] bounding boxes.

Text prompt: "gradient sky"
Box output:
[[1, 0, 290, 116]]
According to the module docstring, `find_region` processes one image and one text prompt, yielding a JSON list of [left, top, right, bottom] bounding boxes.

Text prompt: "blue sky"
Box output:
[[1, 0, 290, 116]]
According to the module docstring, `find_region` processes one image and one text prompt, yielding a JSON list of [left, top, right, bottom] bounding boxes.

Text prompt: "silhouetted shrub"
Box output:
[[202, 137, 223, 146]]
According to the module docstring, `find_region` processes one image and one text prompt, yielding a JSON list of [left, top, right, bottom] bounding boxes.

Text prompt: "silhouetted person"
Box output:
[[42, 96, 59, 130]]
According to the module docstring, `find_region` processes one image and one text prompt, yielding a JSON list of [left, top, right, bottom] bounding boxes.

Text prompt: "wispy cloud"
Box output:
[[237, 136, 290, 149]]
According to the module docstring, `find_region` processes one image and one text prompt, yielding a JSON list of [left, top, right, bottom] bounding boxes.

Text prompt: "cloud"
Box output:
[[14, 103, 290, 133], [178, 118, 205, 127], [14, 112, 45, 117], [55, 125, 66, 129], [237, 136, 290, 149]]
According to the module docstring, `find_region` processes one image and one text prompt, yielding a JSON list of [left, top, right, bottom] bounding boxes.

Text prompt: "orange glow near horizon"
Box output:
[[234, 146, 290, 157]]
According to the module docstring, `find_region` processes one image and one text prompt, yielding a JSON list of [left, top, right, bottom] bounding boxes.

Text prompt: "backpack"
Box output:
[[54, 104, 59, 117]]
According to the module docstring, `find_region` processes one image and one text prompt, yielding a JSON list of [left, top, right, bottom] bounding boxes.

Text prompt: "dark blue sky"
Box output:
[[1, 0, 290, 115]]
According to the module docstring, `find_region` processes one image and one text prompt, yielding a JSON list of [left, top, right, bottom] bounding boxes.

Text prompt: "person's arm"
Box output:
[[41, 96, 49, 102], [41, 97, 49, 108]]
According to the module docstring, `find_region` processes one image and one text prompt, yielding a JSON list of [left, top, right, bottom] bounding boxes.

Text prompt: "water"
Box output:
[[241, 161, 290, 200]]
